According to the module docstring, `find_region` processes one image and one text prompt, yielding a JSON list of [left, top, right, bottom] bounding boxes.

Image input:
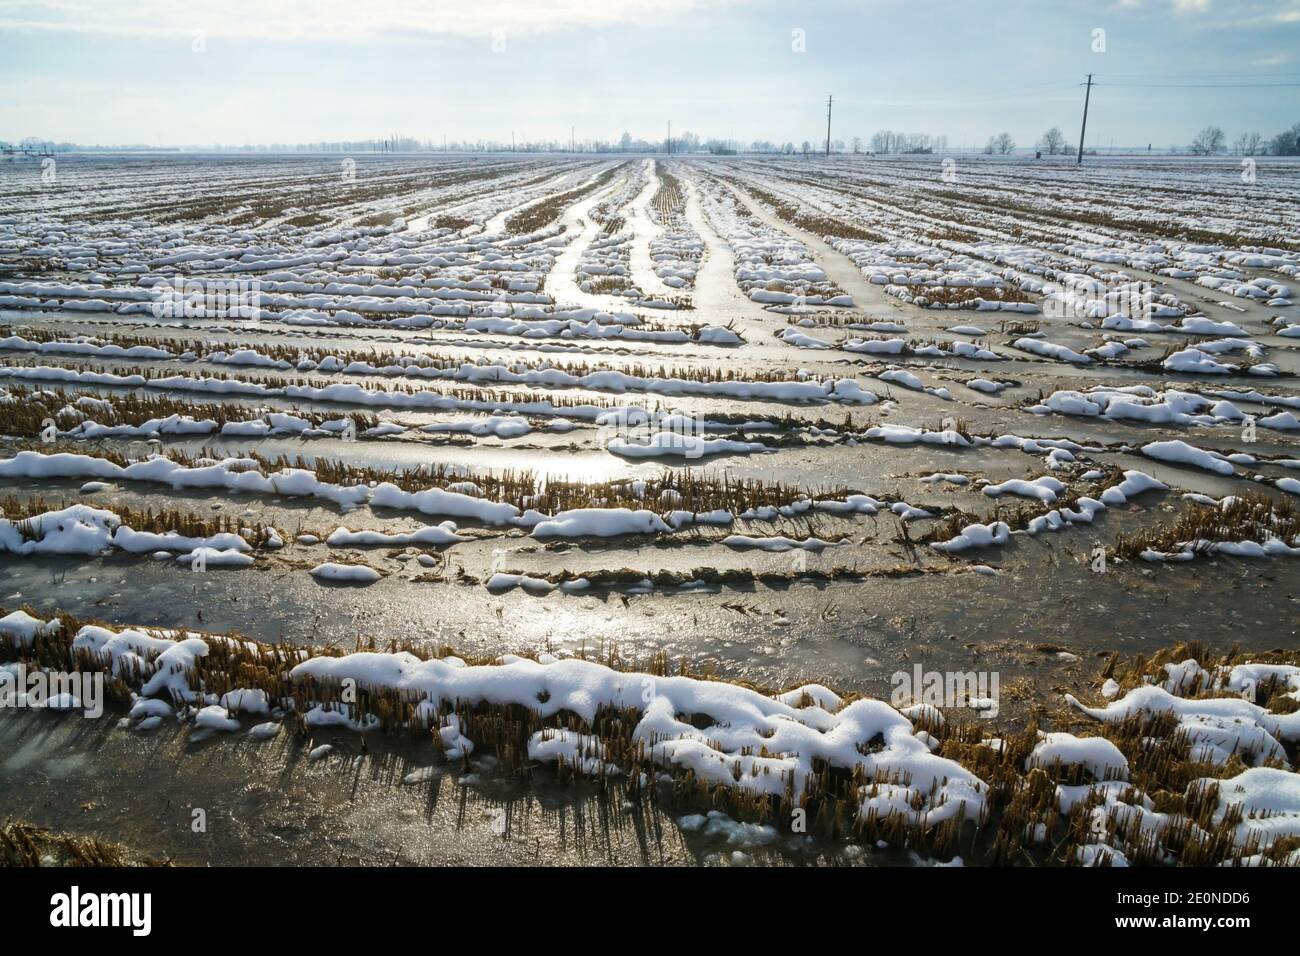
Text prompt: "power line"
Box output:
[[834, 81, 1080, 107], [831, 71, 1297, 107], [1096, 70, 1300, 78], [1099, 82, 1300, 88]]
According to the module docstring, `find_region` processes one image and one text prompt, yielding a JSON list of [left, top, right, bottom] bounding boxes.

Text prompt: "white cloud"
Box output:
[[1271, 3, 1300, 22], [0, 0, 742, 42], [1171, 0, 1211, 12]]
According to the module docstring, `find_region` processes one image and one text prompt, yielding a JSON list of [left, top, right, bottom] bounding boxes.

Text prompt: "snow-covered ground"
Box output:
[[2, 151, 1299, 867]]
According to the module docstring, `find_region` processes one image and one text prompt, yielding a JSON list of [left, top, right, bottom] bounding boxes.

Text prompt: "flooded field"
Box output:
[[3, 152, 1299, 868]]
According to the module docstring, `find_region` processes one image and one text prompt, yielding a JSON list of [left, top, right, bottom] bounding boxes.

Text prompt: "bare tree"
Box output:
[[1233, 132, 1263, 156], [869, 130, 947, 154], [1270, 122, 1300, 156], [1189, 126, 1225, 156], [1039, 127, 1066, 155], [994, 132, 1016, 155]]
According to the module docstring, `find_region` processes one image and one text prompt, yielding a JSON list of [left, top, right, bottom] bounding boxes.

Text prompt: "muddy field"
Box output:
[[1, 152, 1298, 867]]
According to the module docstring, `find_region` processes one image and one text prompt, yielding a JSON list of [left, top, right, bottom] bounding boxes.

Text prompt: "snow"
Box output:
[[697, 326, 742, 345], [1141, 440, 1234, 475], [220, 688, 270, 715], [1100, 471, 1168, 505], [194, 705, 241, 732], [486, 573, 555, 595], [0, 503, 253, 558], [921, 472, 969, 486], [16, 595, 1300, 860], [932, 521, 1010, 553], [982, 476, 1065, 504], [247, 721, 281, 740], [606, 432, 771, 459], [9, 154, 1300, 859], [722, 535, 841, 552], [0, 451, 372, 511], [1013, 337, 1093, 364], [530, 508, 670, 538], [175, 547, 255, 568], [287, 647, 987, 813], [1067, 685, 1300, 765], [70, 625, 208, 702], [324, 522, 469, 547], [1076, 844, 1130, 867], [863, 424, 969, 447], [309, 562, 383, 583], [528, 729, 618, 776], [1025, 732, 1129, 781], [1193, 767, 1300, 850], [128, 697, 173, 721], [1026, 497, 1105, 535], [424, 415, 532, 439], [1163, 348, 1234, 375], [370, 482, 519, 525], [0, 610, 62, 647]]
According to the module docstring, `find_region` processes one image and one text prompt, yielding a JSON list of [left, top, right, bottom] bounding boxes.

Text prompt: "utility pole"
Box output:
[[1076, 73, 1093, 165], [571, 126, 575, 153], [667, 120, 672, 154], [825, 94, 833, 157]]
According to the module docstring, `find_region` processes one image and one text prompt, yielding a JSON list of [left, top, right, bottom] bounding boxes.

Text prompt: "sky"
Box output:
[[2, 0, 1298, 149]]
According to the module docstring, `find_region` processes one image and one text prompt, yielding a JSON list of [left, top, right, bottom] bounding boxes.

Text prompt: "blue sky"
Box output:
[[2, 0, 1298, 148]]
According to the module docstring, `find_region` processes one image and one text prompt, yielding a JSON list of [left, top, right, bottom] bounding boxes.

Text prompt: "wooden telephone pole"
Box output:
[[1076, 74, 1094, 165], [825, 95, 833, 157]]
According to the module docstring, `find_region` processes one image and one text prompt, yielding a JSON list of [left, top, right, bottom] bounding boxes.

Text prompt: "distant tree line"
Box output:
[[869, 131, 950, 154], [19, 120, 1300, 157], [1018, 122, 1300, 158], [1180, 122, 1300, 156]]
